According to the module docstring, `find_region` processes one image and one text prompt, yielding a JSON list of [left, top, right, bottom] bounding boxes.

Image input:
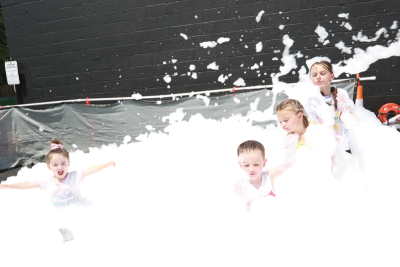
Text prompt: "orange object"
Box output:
[[232, 87, 237, 92], [86, 97, 90, 104], [356, 85, 363, 99], [355, 74, 363, 107], [378, 103, 400, 123]]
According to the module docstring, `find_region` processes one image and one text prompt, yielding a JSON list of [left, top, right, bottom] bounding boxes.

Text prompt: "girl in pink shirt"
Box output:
[[0, 139, 115, 208]]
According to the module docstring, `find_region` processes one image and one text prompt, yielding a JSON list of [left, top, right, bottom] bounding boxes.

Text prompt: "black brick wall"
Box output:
[[1, 0, 399, 114]]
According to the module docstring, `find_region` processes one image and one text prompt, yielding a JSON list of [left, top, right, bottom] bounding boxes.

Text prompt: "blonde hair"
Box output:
[[45, 139, 69, 165], [276, 99, 309, 129], [310, 60, 338, 110], [237, 140, 265, 159]]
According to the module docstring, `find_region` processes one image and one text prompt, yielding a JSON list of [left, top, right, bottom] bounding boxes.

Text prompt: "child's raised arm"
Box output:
[[83, 161, 116, 178], [0, 181, 39, 190]]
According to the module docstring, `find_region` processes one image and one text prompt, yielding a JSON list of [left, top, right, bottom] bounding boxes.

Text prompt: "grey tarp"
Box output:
[[0, 80, 356, 171]]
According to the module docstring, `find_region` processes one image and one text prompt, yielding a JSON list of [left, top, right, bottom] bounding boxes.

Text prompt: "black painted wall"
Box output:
[[1, 0, 399, 114]]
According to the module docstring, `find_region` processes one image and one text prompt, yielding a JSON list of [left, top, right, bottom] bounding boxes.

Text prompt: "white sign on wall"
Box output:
[[5, 61, 20, 85]]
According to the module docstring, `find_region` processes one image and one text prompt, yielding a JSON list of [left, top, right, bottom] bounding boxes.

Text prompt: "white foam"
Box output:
[[256, 10, 264, 22], [338, 13, 349, 19], [256, 42, 263, 52], [171, 59, 178, 63], [207, 61, 219, 70], [3, 20, 400, 267], [251, 63, 259, 70], [196, 94, 210, 106], [333, 39, 400, 76], [335, 41, 353, 54], [163, 75, 172, 83], [162, 108, 186, 124], [145, 125, 155, 131], [217, 37, 230, 44], [131, 93, 143, 100], [180, 33, 188, 40], [233, 78, 246, 86], [274, 35, 297, 79], [218, 74, 228, 83], [123, 135, 131, 144], [352, 28, 389, 42], [315, 25, 329, 43], [295, 51, 303, 58], [344, 22, 352, 30], [191, 72, 198, 79], [189, 64, 196, 71], [200, 41, 218, 48], [390, 21, 398, 30], [233, 97, 240, 103]]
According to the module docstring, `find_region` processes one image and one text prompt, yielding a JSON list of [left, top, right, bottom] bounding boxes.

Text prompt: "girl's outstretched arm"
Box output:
[[0, 181, 39, 190], [83, 161, 116, 178]]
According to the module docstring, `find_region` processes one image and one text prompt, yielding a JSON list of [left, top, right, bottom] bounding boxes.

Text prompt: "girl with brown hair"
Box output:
[[309, 60, 358, 151]]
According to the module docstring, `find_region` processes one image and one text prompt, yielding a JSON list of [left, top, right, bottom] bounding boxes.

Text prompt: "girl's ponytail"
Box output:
[[331, 87, 338, 110]]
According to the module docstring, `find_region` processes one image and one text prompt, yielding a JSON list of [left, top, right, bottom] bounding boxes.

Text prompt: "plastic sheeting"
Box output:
[[0, 80, 355, 171]]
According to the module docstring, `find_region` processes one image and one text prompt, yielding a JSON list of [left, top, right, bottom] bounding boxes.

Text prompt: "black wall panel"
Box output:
[[1, 0, 399, 113]]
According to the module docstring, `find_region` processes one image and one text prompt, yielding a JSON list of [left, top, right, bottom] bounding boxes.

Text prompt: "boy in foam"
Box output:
[[234, 140, 276, 210], [0, 139, 115, 208]]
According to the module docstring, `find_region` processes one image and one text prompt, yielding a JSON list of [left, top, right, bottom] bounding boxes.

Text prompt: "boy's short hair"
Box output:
[[237, 140, 265, 159]]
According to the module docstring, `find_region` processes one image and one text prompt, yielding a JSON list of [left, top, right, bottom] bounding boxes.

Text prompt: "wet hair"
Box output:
[[45, 139, 69, 165], [276, 99, 309, 129], [310, 60, 338, 110], [237, 140, 265, 159]]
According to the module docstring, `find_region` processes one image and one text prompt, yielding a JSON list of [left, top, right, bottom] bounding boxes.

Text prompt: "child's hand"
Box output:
[[106, 161, 116, 167], [0, 184, 8, 190], [233, 179, 247, 198]]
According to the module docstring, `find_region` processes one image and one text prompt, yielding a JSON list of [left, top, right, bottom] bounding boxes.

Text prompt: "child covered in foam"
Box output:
[[0, 139, 115, 208], [306, 59, 400, 189], [309, 60, 359, 151], [276, 97, 369, 193], [233, 140, 276, 210]]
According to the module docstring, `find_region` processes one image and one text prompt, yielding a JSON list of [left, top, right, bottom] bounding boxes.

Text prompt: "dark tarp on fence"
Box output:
[[0, 80, 356, 171]]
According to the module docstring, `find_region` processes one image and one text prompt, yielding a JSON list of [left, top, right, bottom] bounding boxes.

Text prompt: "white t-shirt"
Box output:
[[246, 171, 275, 200], [37, 170, 83, 208]]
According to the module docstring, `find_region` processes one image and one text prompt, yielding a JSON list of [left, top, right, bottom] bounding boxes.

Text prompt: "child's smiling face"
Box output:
[[238, 150, 267, 183], [47, 153, 70, 180]]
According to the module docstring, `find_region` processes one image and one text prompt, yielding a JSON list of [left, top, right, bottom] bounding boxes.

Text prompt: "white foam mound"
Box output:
[[3, 31, 400, 267], [2, 95, 400, 267]]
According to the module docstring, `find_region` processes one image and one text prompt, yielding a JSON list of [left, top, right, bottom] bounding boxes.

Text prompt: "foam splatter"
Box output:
[[256, 10, 265, 22], [315, 25, 329, 43], [207, 62, 219, 70], [233, 78, 246, 86]]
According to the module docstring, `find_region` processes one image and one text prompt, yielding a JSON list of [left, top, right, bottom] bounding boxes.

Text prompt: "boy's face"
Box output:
[[47, 153, 70, 180], [238, 150, 267, 182]]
